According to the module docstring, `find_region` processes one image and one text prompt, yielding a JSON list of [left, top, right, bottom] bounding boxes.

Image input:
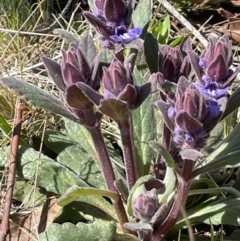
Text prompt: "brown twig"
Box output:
[[0, 99, 22, 241]]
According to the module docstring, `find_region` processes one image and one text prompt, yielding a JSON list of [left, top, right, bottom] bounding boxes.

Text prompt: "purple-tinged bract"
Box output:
[[83, 0, 142, 48], [188, 34, 240, 99]]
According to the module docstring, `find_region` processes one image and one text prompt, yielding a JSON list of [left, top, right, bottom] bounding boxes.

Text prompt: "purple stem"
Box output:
[[161, 124, 171, 150], [118, 114, 137, 190], [152, 159, 194, 241], [86, 123, 129, 232]]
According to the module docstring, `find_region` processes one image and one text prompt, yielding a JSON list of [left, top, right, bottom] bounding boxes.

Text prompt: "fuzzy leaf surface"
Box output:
[[58, 186, 119, 206], [177, 197, 240, 228], [221, 86, 240, 120], [38, 221, 117, 241], [0, 147, 88, 195], [53, 29, 79, 44], [0, 77, 78, 122], [149, 141, 176, 168], [132, 0, 152, 28], [194, 122, 240, 176], [79, 34, 97, 64], [44, 130, 106, 189], [144, 33, 159, 73], [132, 68, 154, 177]]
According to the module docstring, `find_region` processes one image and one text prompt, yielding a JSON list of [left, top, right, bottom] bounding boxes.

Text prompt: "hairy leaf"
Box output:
[[149, 141, 176, 168], [53, 29, 80, 44], [44, 130, 106, 189], [39, 221, 117, 241], [0, 147, 88, 195], [132, 0, 152, 29], [0, 77, 78, 122], [54, 201, 113, 224], [55, 194, 118, 223], [63, 118, 123, 173], [177, 197, 240, 228], [58, 186, 119, 206], [144, 33, 159, 73], [193, 122, 240, 176], [64, 118, 99, 166], [79, 34, 97, 65], [132, 68, 154, 177], [221, 86, 240, 120]]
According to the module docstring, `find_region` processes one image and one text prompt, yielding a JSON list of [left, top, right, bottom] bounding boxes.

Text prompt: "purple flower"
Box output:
[[83, 0, 141, 48], [157, 76, 226, 150], [110, 26, 142, 44], [41, 36, 104, 127], [206, 99, 220, 119], [188, 34, 240, 99], [199, 75, 229, 98]]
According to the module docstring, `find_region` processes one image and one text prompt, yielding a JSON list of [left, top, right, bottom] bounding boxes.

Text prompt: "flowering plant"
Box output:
[[1, 0, 240, 240]]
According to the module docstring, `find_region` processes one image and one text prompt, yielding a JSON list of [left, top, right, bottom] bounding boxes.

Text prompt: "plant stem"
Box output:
[[0, 101, 22, 241], [152, 159, 194, 241], [161, 124, 171, 150], [87, 123, 129, 232], [118, 113, 137, 190]]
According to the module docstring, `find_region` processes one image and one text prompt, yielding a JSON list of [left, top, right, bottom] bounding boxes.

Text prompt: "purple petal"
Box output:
[[167, 106, 176, 120], [110, 27, 142, 44], [199, 58, 207, 69], [206, 100, 220, 118]]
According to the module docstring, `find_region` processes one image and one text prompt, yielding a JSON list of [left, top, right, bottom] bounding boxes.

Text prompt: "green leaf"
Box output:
[[189, 187, 240, 198], [0, 147, 89, 195], [63, 118, 124, 176], [132, 68, 154, 177], [39, 221, 117, 241], [1, 146, 117, 221], [143, 33, 159, 73], [53, 29, 79, 44], [170, 35, 184, 47], [160, 15, 170, 44], [58, 186, 119, 206], [14, 179, 46, 207], [115, 233, 140, 241], [178, 197, 240, 227], [149, 141, 176, 168], [193, 122, 240, 176], [132, 0, 152, 29], [79, 34, 97, 64], [0, 77, 78, 122], [101, 49, 114, 65], [78, 195, 118, 221], [0, 113, 28, 146], [221, 86, 240, 120], [44, 130, 106, 189], [64, 118, 100, 166], [149, 15, 170, 44], [158, 166, 176, 204], [54, 200, 114, 224]]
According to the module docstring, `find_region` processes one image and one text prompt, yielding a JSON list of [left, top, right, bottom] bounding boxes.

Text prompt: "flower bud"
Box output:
[[132, 189, 159, 222], [103, 58, 133, 97]]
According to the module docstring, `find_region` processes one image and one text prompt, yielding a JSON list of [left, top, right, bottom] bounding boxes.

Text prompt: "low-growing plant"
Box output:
[[1, 0, 240, 240]]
